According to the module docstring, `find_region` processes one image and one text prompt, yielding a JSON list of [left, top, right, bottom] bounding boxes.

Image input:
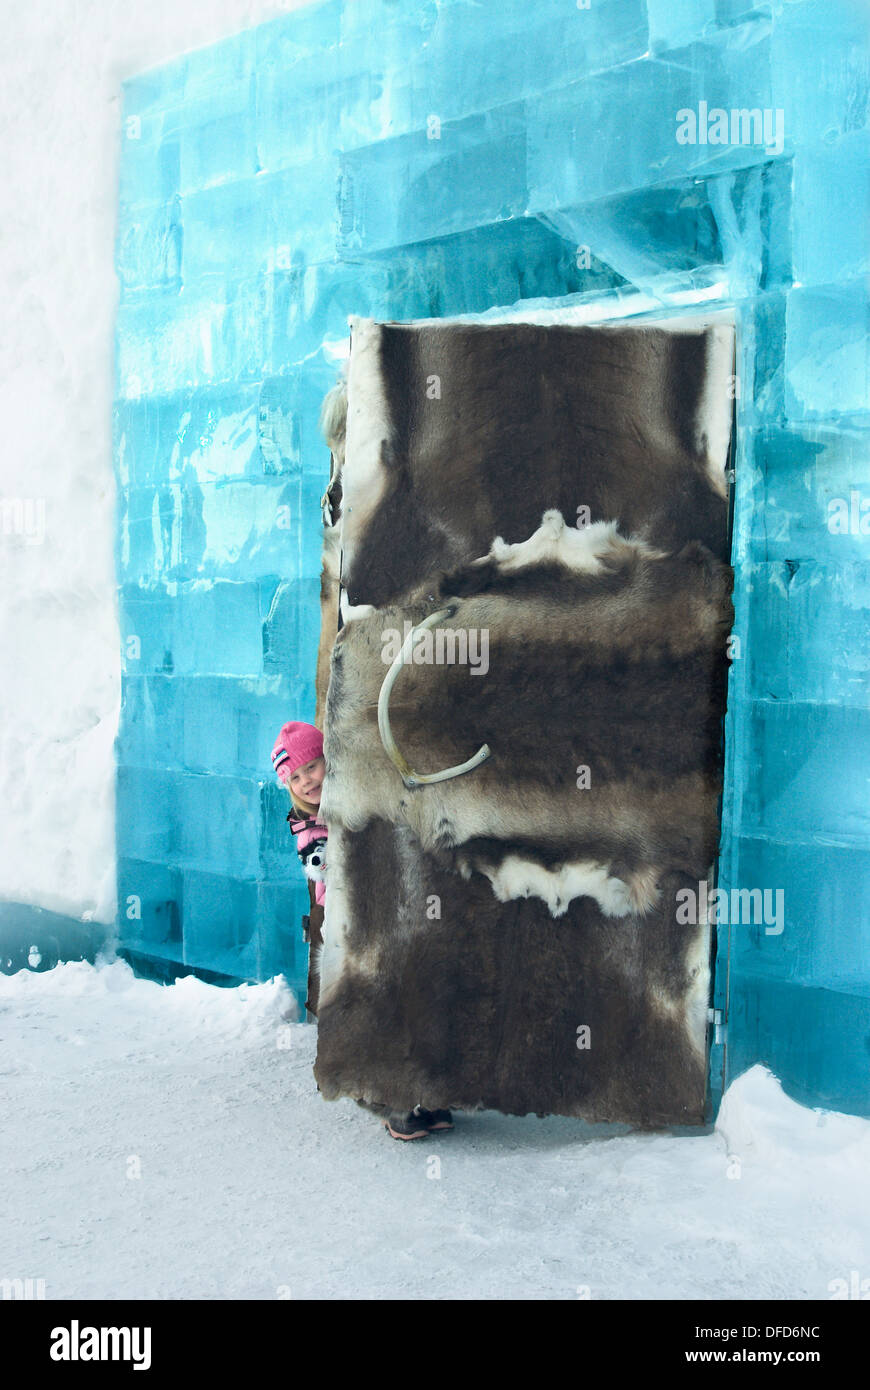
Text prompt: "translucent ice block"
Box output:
[[792, 131, 870, 288], [117, 478, 309, 586], [647, 0, 716, 54], [181, 162, 340, 283], [338, 101, 528, 255], [119, 578, 277, 677], [737, 698, 870, 841], [785, 281, 870, 420], [771, 0, 870, 148]]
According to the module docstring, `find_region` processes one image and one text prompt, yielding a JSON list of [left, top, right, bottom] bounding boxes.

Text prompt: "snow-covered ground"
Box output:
[[2, 958, 868, 1301]]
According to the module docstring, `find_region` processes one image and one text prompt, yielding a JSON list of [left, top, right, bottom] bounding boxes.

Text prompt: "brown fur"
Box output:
[[313, 317, 734, 1124], [340, 321, 732, 609], [319, 528, 732, 874], [315, 819, 710, 1125]]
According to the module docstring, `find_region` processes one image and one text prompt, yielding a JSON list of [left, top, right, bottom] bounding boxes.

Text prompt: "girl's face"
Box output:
[[289, 756, 325, 804]]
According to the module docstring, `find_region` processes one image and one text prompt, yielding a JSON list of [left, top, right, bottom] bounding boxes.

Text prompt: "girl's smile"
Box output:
[[291, 756, 325, 803]]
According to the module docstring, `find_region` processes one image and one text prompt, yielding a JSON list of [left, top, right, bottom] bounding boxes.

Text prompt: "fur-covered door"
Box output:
[[314, 315, 734, 1126]]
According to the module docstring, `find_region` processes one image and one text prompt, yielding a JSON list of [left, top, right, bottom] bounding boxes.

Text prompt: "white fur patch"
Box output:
[[341, 315, 392, 578], [338, 587, 377, 624], [316, 820, 380, 1004], [648, 904, 711, 1063], [476, 509, 665, 578], [318, 371, 348, 462], [682, 912, 712, 1062], [697, 321, 735, 499], [468, 853, 660, 920]]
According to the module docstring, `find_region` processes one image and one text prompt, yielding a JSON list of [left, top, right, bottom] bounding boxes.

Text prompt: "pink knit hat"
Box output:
[[271, 721, 324, 785]]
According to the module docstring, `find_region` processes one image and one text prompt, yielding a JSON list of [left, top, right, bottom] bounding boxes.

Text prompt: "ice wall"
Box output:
[[115, 0, 870, 1110]]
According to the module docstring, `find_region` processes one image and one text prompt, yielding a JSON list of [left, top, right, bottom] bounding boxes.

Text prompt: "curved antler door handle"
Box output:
[[377, 603, 492, 789]]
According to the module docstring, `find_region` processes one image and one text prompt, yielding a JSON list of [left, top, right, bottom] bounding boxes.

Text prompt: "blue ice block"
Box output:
[[707, 158, 793, 297], [528, 27, 779, 213], [113, 383, 265, 489], [171, 864, 304, 988], [116, 199, 183, 294], [267, 259, 374, 367], [273, 364, 338, 479], [256, 59, 411, 171], [721, 824, 870, 1118], [113, 370, 320, 488], [258, 375, 307, 476], [116, 711, 309, 884], [119, 578, 276, 677], [123, 22, 260, 206], [734, 290, 787, 429], [725, 967, 870, 1116], [268, 220, 621, 367], [114, 274, 354, 396], [254, 0, 409, 173], [717, 833, 804, 979], [179, 866, 255, 961], [787, 562, 870, 707], [116, 484, 174, 586], [117, 856, 306, 991], [750, 424, 870, 565], [180, 19, 259, 105], [646, 0, 716, 54], [180, 674, 308, 777], [254, 880, 309, 988], [116, 856, 183, 952], [116, 766, 177, 863], [722, 833, 870, 988], [404, 0, 647, 127], [338, 101, 528, 254], [116, 674, 184, 771], [254, 0, 342, 78], [737, 699, 870, 842], [408, 216, 627, 311], [728, 427, 764, 564], [785, 282, 870, 421], [114, 285, 241, 398], [541, 178, 723, 296], [258, 781, 306, 878], [262, 576, 321, 682], [300, 474, 332, 574], [771, 0, 870, 148], [117, 107, 182, 214], [742, 560, 870, 706], [741, 561, 791, 702], [715, 0, 774, 29], [178, 78, 259, 197], [117, 478, 309, 586], [116, 274, 330, 396], [173, 770, 261, 878], [259, 0, 603, 176], [792, 131, 870, 288], [116, 672, 305, 778], [181, 162, 340, 283]]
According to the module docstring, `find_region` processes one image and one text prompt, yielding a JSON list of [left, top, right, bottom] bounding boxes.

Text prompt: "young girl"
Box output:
[[271, 720, 328, 907], [271, 718, 453, 1142]]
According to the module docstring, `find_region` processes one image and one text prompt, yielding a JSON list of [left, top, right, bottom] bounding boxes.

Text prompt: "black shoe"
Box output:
[[414, 1106, 454, 1131], [383, 1110, 430, 1140]]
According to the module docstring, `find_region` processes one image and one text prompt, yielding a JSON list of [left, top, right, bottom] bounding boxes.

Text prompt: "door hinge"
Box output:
[[707, 1007, 726, 1044]]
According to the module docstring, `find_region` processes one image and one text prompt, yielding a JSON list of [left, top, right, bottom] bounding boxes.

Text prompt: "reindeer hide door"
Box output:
[[315, 314, 734, 1126]]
